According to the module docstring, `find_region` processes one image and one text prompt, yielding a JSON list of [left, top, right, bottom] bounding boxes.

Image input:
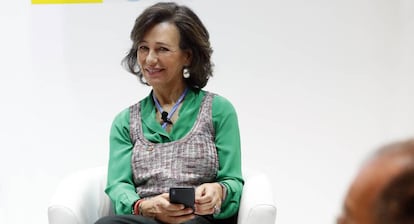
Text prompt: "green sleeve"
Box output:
[[105, 108, 140, 214], [212, 95, 244, 219]]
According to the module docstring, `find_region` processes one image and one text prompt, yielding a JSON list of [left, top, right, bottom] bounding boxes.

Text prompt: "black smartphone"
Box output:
[[169, 187, 195, 210]]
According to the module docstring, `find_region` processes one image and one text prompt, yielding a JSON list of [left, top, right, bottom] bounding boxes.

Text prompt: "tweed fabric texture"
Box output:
[[130, 92, 218, 198]]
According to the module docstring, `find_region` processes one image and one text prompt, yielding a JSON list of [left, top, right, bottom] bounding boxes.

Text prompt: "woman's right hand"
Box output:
[[140, 193, 195, 224]]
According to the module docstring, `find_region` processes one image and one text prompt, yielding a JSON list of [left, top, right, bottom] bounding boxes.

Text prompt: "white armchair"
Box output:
[[48, 166, 276, 224]]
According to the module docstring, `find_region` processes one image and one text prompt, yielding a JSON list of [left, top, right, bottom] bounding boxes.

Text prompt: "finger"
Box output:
[[194, 200, 215, 213], [195, 195, 211, 204], [165, 203, 186, 212], [160, 193, 170, 200], [195, 184, 206, 198], [195, 186, 213, 203], [155, 194, 173, 209], [169, 207, 194, 217], [194, 204, 215, 216]]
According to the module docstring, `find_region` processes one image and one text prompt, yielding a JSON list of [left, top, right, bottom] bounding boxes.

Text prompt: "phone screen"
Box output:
[[169, 187, 195, 210]]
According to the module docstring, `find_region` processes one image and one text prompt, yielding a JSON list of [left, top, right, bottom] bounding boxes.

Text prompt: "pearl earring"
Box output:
[[183, 68, 190, 78]]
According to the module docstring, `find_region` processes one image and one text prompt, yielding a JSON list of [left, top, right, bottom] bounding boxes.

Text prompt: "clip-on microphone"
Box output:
[[161, 111, 173, 125]]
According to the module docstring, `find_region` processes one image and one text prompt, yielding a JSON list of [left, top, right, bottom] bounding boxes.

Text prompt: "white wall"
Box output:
[[1, 0, 413, 223]]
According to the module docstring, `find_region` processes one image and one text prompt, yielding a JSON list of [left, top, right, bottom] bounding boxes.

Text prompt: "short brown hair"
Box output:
[[374, 166, 414, 224], [122, 2, 213, 89], [374, 139, 414, 224]]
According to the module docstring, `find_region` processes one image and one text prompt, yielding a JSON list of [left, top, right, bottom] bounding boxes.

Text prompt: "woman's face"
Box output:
[[137, 22, 191, 88]]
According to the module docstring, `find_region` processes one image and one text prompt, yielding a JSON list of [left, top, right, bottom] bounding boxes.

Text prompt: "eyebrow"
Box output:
[[138, 40, 174, 47], [156, 41, 172, 46]]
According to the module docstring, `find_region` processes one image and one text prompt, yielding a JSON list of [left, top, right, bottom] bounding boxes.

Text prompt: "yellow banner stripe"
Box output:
[[32, 0, 102, 4]]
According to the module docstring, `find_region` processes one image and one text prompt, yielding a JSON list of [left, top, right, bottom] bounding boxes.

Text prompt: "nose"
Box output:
[[145, 49, 158, 65]]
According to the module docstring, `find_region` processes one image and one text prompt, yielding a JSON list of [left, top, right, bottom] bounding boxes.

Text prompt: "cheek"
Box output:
[[137, 55, 144, 65]]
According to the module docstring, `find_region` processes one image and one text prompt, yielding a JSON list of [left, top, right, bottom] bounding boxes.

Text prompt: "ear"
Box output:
[[183, 49, 192, 65]]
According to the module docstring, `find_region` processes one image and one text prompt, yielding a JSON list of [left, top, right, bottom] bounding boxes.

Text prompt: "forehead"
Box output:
[[141, 22, 180, 46]]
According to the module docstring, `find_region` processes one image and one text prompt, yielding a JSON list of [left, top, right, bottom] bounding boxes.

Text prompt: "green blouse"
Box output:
[[105, 89, 244, 219]]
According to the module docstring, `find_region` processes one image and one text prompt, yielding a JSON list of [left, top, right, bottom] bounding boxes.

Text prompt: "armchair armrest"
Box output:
[[237, 171, 277, 224], [48, 167, 113, 224]]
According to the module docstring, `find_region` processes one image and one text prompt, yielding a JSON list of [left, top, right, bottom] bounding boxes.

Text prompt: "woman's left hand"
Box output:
[[194, 183, 223, 215]]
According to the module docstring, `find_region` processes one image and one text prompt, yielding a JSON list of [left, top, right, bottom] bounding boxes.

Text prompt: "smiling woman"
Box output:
[[94, 2, 243, 224]]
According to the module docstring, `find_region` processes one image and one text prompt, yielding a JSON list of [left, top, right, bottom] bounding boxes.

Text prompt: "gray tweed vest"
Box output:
[[129, 92, 218, 198]]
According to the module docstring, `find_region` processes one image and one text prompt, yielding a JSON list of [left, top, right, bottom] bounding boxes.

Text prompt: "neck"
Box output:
[[152, 84, 188, 106]]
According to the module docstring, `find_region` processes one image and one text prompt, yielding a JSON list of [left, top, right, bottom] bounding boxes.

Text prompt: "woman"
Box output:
[[95, 2, 243, 224]]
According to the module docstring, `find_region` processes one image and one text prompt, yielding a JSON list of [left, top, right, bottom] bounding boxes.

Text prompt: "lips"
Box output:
[[145, 68, 163, 75]]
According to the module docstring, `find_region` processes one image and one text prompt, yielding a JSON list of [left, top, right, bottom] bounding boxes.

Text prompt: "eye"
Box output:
[[158, 47, 169, 52], [138, 45, 149, 52]]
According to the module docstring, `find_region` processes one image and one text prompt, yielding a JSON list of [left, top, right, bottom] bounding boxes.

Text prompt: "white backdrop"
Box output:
[[1, 0, 413, 223]]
